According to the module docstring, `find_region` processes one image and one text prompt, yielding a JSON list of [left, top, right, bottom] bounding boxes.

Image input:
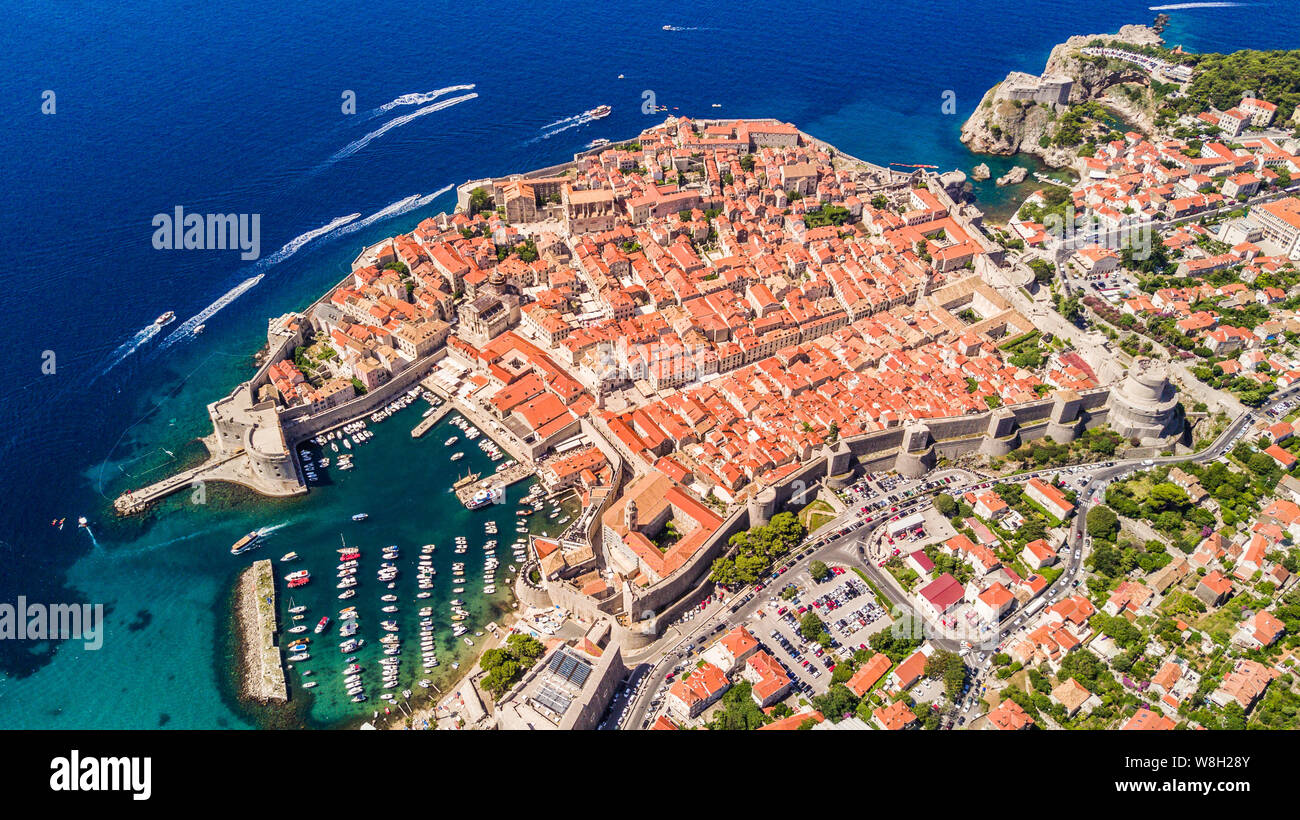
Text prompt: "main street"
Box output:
[[618, 383, 1300, 729]]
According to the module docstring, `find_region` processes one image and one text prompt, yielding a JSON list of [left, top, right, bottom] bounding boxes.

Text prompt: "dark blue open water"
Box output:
[[0, 0, 1294, 727]]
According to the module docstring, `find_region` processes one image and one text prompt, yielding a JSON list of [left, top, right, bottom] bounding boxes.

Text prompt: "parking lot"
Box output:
[[745, 567, 894, 698]]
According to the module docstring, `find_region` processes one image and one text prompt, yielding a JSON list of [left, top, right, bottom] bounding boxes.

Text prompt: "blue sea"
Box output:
[[0, 0, 1295, 728]]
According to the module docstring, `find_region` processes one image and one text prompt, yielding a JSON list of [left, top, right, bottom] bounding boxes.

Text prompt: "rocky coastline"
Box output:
[[961, 23, 1164, 169]]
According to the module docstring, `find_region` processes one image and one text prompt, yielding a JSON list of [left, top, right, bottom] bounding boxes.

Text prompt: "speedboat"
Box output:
[[288, 625, 308, 634], [381, 594, 398, 602], [288, 653, 310, 662], [351, 513, 368, 522], [314, 616, 331, 634], [280, 552, 299, 562], [154, 311, 175, 325], [302, 681, 317, 689], [338, 589, 356, 600]]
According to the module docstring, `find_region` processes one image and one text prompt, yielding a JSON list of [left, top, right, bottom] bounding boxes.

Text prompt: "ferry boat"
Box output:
[[154, 311, 175, 325], [588, 137, 611, 149], [314, 616, 330, 634], [351, 513, 368, 522], [585, 104, 611, 119], [230, 531, 261, 555], [465, 485, 504, 510]]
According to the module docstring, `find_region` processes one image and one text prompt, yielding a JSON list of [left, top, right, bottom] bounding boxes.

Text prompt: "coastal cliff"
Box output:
[[960, 24, 1163, 168]]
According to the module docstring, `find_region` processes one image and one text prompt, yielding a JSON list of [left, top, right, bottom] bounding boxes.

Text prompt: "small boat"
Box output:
[[464, 637, 475, 646], [288, 625, 308, 634], [337, 589, 356, 600], [314, 616, 331, 634], [450, 452, 464, 461], [381, 594, 398, 602], [280, 551, 299, 562], [289, 605, 306, 614], [154, 311, 175, 325], [585, 104, 611, 119], [302, 681, 317, 689], [351, 513, 368, 522], [288, 653, 310, 662], [193, 323, 205, 334]]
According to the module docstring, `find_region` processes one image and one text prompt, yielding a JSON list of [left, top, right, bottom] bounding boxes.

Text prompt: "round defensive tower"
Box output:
[[1108, 358, 1180, 445]]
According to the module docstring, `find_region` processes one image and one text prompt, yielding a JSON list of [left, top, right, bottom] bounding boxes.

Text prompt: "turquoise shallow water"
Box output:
[[1, 0, 1296, 728]]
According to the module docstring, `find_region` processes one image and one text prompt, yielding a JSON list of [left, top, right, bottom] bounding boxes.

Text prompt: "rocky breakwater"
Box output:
[[234, 559, 288, 704], [961, 24, 1163, 168]]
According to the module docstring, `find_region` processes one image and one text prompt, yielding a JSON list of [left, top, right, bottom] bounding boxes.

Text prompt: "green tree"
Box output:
[[1086, 506, 1120, 542]]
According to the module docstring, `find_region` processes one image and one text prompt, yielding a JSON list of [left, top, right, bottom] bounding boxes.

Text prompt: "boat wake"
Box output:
[[365, 84, 477, 119], [331, 185, 454, 241], [257, 521, 291, 538], [529, 111, 599, 143], [662, 25, 714, 31], [94, 323, 163, 381], [152, 211, 362, 351], [155, 274, 264, 351], [1148, 2, 1240, 8], [324, 92, 478, 167], [257, 212, 362, 269]]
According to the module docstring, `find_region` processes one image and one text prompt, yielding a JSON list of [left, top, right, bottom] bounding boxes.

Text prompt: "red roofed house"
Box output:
[[873, 699, 918, 730], [1025, 477, 1075, 520], [917, 573, 965, 620], [1021, 538, 1058, 570], [666, 661, 732, 722], [1122, 708, 1177, 730], [845, 653, 893, 697], [985, 698, 1034, 730], [741, 650, 793, 707]]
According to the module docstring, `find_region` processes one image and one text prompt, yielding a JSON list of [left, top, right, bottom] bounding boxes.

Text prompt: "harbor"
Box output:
[[214, 394, 581, 727]]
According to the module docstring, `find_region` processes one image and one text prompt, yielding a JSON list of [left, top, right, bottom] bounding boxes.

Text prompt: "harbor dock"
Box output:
[[237, 559, 288, 704], [410, 402, 454, 438], [454, 460, 535, 506]]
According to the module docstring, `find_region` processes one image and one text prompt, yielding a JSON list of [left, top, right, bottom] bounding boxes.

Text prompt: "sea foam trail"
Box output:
[[152, 211, 361, 351], [332, 184, 455, 240], [156, 274, 264, 350], [529, 111, 598, 143], [1149, 2, 1240, 8], [95, 323, 163, 380], [365, 84, 476, 119], [325, 92, 478, 166], [257, 212, 363, 269]]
